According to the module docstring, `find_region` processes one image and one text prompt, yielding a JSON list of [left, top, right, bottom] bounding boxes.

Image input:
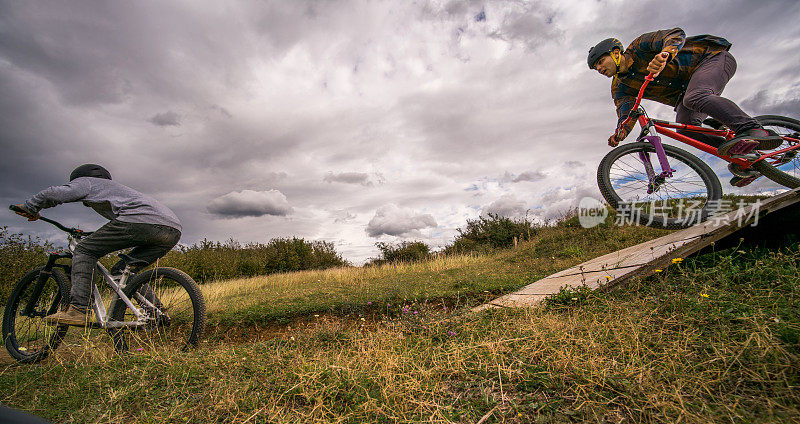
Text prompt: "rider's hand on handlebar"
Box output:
[[608, 127, 628, 147], [12, 204, 40, 221], [646, 52, 671, 77]]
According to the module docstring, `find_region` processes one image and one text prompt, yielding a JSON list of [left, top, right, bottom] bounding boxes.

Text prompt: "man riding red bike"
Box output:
[[588, 27, 783, 184]]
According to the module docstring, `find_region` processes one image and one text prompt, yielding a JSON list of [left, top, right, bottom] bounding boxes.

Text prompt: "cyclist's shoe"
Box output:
[[730, 175, 761, 187], [717, 128, 782, 156], [727, 163, 760, 178], [45, 305, 90, 326]]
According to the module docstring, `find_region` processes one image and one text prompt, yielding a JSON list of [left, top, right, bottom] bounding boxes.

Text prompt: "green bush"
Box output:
[[0, 226, 55, 304], [444, 213, 539, 254], [158, 237, 348, 282], [368, 241, 431, 265], [0, 228, 348, 304]]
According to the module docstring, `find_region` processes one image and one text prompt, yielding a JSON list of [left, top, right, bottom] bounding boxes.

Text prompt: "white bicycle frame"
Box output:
[[67, 235, 159, 330]]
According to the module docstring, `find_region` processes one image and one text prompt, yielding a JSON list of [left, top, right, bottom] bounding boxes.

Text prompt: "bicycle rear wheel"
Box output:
[[108, 267, 205, 353], [2, 267, 70, 363], [751, 115, 800, 188], [598, 142, 723, 229]]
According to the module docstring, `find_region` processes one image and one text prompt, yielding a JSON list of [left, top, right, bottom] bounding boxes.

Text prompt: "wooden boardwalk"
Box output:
[[473, 187, 800, 312]]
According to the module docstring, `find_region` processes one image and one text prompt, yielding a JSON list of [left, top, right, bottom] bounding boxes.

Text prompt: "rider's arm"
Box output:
[[611, 83, 637, 141], [631, 28, 685, 58], [23, 178, 92, 214], [629, 28, 685, 75]]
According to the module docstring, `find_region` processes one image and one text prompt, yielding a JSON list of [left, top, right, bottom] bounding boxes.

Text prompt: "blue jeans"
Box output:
[[70, 220, 180, 310]]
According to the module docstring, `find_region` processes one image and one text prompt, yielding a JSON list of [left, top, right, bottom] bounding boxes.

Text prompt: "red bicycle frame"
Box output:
[[615, 74, 799, 171]]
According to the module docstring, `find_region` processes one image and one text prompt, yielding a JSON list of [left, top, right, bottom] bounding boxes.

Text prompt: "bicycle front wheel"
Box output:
[[751, 115, 800, 188], [598, 142, 723, 229], [2, 267, 70, 363], [108, 267, 205, 353]]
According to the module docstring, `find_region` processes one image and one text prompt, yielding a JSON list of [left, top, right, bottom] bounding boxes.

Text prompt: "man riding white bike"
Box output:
[[13, 164, 182, 326]]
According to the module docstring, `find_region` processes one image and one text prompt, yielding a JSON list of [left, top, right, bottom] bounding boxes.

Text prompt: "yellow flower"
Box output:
[[671, 258, 683, 264], [700, 293, 709, 298], [654, 269, 663, 273]]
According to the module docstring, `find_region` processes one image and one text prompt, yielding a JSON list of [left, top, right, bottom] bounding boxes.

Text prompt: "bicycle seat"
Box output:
[[702, 117, 724, 129], [117, 253, 149, 268]]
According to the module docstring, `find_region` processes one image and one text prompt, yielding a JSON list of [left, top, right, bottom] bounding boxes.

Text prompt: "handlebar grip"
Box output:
[[9, 204, 25, 213]]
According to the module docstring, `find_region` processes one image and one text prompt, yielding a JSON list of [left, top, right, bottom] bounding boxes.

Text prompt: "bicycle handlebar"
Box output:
[[614, 74, 655, 138], [8, 205, 90, 237]]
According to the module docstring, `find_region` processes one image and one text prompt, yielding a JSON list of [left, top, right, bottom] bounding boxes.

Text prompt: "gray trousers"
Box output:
[[71, 220, 180, 310], [676, 50, 759, 135]]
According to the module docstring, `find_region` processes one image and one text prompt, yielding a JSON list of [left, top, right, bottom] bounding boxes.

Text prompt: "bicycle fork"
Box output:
[[637, 135, 675, 194]]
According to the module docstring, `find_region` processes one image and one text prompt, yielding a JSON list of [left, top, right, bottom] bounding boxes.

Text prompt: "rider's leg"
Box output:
[[118, 223, 181, 310], [681, 51, 751, 130], [46, 220, 136, 325], [680, 51, 781, 155], [70, 220, 138, 311]]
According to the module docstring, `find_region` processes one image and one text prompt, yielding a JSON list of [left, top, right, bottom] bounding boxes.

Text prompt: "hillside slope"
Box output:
[[1, 222, 798, 423]]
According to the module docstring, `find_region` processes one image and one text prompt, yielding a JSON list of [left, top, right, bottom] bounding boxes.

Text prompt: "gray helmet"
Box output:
[[70, 164, 112, 181], [588, 38, 624, 69]]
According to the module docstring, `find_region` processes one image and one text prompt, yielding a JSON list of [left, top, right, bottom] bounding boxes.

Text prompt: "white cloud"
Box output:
[[366, 204, 437, 237], [207, 190, 292, 218], [482, 194, 527, 219]]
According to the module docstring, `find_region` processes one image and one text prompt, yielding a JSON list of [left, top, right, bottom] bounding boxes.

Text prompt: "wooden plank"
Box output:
[[473, 187, 800, 312]]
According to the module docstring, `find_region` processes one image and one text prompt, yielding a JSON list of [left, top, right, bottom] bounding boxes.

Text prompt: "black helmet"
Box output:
[[70, 164, 112, 181], [588, 38, 624, 69]]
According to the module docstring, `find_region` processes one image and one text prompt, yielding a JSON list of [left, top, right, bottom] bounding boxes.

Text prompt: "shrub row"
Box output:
[[0, 226, 56, 304], [368, 213, 542, 264], [0, 230, 348, 304], [158, 237, 348, 282]]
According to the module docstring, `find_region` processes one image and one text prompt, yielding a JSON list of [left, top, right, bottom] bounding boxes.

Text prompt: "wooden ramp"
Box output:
[[473, 187, 800, 312]]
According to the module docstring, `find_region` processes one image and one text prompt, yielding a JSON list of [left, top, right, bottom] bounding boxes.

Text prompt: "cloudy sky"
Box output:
[[1, 0, 798, 263]]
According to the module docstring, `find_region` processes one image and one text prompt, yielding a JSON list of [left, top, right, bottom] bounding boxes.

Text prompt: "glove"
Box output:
[[13, 204, 40, 221]]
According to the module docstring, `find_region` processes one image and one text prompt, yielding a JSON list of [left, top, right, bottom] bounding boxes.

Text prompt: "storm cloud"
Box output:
[[207, 190, 293, 218], [1, 0, 797, 263], [323, 172, 381, 186], [149, 111, 181, 127]]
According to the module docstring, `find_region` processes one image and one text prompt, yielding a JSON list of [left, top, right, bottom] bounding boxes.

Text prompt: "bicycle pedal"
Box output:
[[730, 175, 760, 187], [728, 139, 760, 155]]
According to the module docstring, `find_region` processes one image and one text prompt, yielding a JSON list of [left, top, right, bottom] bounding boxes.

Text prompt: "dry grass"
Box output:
[[201, 252, 487, 317], [5, 222, 796, 423]]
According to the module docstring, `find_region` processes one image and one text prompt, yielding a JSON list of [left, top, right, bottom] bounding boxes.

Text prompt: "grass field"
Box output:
[[1, 220, 798, 423]]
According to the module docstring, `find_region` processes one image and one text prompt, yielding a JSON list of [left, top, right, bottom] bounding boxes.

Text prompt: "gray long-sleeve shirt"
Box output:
[[23, 177, 182, 231]]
